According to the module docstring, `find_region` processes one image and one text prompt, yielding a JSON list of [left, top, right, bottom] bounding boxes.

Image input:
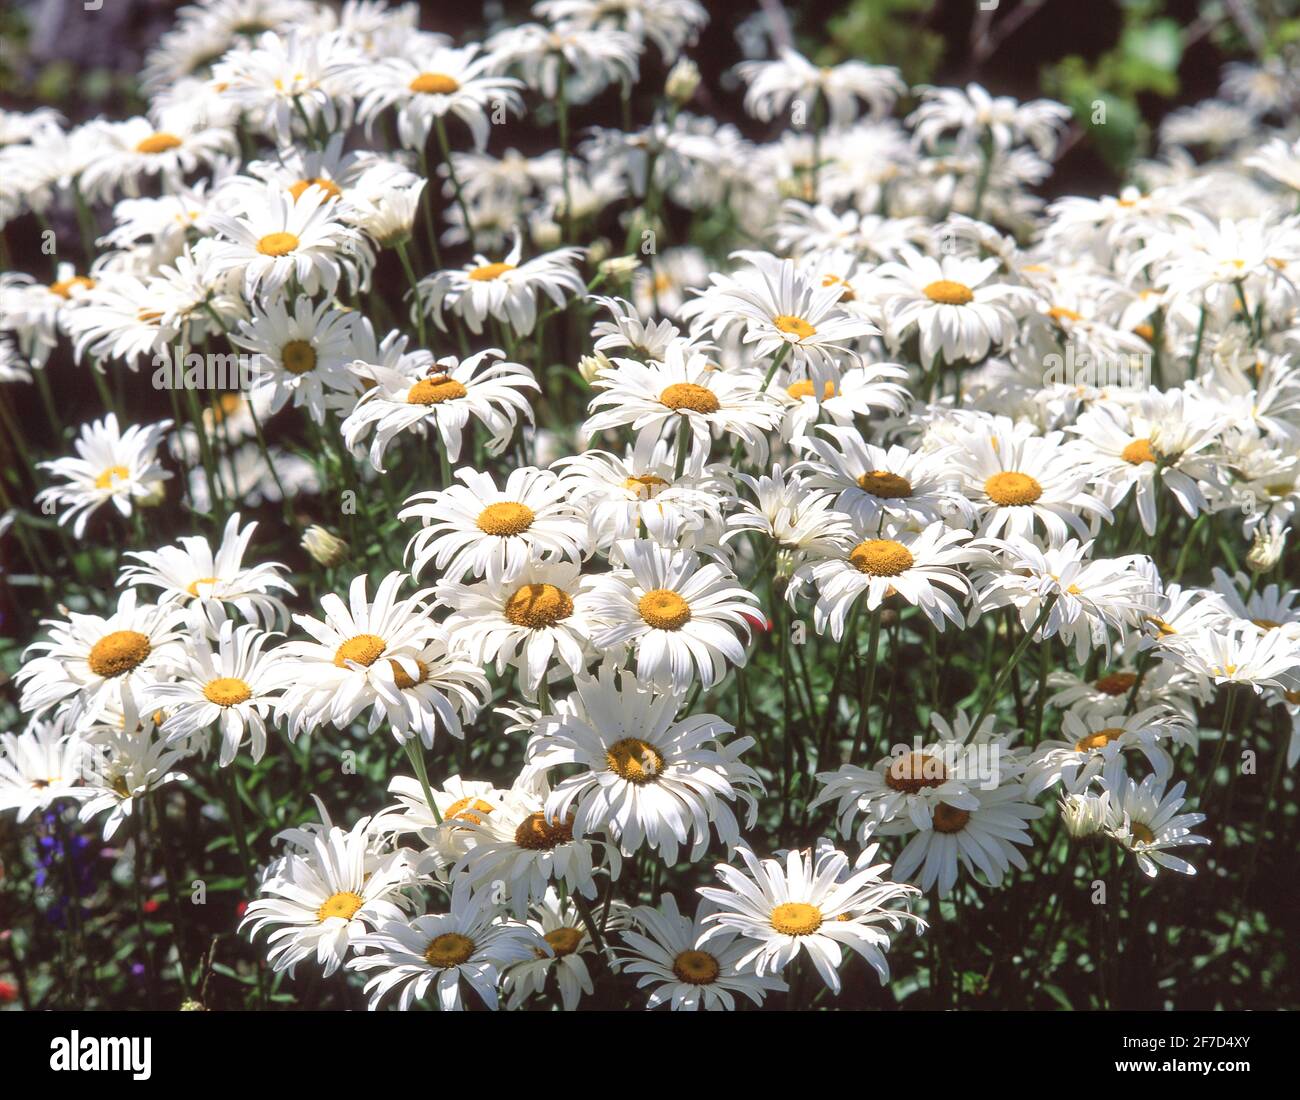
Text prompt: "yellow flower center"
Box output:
[[856, 470, 912, 499], [770, 901, 822, 936], [773, 314, 818, 339], [203, 677, 252, 706], [660, 382, 720, 413], [849, 538, 914, 577], [984, 471, 1043, 506], [672, 949, 721, 984], [1252, 618, 1282, 632], [317, 891, 364, 921], [1122, 438, 1156, 465], [624, 474, 670, 499], [468, 261, 515, 281], [88, 630, 152, 678], [476, 501, 535, 536], [932, 803, 971, 833], [514, 811, 575, 850], [543, 927, 584, 958], [135, 132, 183, 154], [94, 465, 130, 490], [407, 374, 467, 404], [424, 932, 475, 967], [923, 279, 974, 305], [186, 576, 220, 597], [638, 589, 691, 630], [390, 659, 428, 690], [885, 751, 948, 793], [49, 275, 95, 298], [1074, 726, 1126, 753], [445, 797, 495, 824], [333, 633, 386, 668], [504, 582, 574, 628], [1047, 305, 1083, 324], [1146, 615, 1177, 637], [1094, 672, 1137, 696], [409, 72, 461, 95], [605, 737, 665, 784], [288, 177, 342, 202], [281, 339, 317, 375], [786, 379, 837, 401], [821, 274, 856, 302], [1130, 822, 1155, 845], [256, 231, 299, 256]]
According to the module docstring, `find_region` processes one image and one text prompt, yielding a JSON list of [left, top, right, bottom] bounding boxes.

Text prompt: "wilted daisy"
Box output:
[[147, 619, 284, 766], [342, 349, 538, 470], [274, 572, 441, 739], [119, 511, 295, 629], [419, 235, 585, 337], [17, 590, 184, 731], [698, 843, 923, 993], [585, 539, 761, 692], [36, 414, 173, 538], [617, 892, 786, 1011], [348, 883, 541, 1011], [583, 343, 781, 474], [402, 467, 589, 584], [241, 815, 415, 977], [524, 666, 763, 862], [1099, 760, 1210, 877], [0, 719, 91, 823]]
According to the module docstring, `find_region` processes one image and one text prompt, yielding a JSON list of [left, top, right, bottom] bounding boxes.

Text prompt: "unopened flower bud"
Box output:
[[599, 254, 640, 282], [578, 352, 612, 384], [301, 525, 350, 568], [1060, 790, 1109, 839], [665, 58, 701, 105], [1246, 518, 1288, 574]]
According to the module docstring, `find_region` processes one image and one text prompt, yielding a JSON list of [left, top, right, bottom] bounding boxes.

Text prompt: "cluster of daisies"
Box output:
[[2, 0, 1299, 1011]]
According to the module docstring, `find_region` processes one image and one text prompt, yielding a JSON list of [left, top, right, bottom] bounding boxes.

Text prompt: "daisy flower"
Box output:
[[584, 539, 761, 693], [17, 590, 184, 731], [119, 511, 295, 630], [401, 467, 589, 584], [908, 82, 1071, 157], [348, 883, 541, 1011], [372, 774, 510, 873], [147, 619, 284, 766], [241, 815, 415, 978], [274, 572, 441, 739], [534, 0, 708, 63], [1164, 622, 1300, 695], [342, 349, 538, 471], [1099, 760, 1210, 877], [487, 22, 640, 103], [871, 248, 1028, 366], [76, 719, 190, 841], [206, 182, 370, 301], [1022, 706, 1189, 798], [0, 719, 92, 823], [77, 115, 236, 203], [436, 560, 596, 697], [724, 466, 855, 564], [736, 47, 904, 127], [418, 235, 585, 337], [524, 665, 763, 862], [503, 888, 632, 1011], [617, 892, 787, 1011], [583, 342, 781, 475], [36, 414, 173, 538], [355, 43, 524, 151], [795, 520, 980, 639], [770, 360, 911, 443], [698, 842, 924, 993]]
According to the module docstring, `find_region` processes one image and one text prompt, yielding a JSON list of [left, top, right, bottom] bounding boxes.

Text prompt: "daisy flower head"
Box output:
[[796, 520, 980, 640], [119, 511, 295, 630], [75, 716, 190, 841], [872, 247, 1029, 366], [698, 842, 924, 993], [207, 182, 371, 301], [348, 882, 542, 1011], [36, 414, 173, 538], [372, 774, 510, 873], [736, 47, 904, 128], [582, 341, 781, 475], [724, 465, 855, 565], [0, 718, 92, 823], [770, 358, 911, 443], [436, 559, 596, 697], [1164, 621, 1300, 695], [17, 590, 184, 731], [401, 466, 589, 584], [77, 114, 237, 203], [358, 631, 490, 748], [418, 234, 585, 337], [355, 43, 524, 151], [342, 349, 538, 471], [1098, 758, 1209, 877], [147, 618, 284, 766], [908, 82, 1071, 158], [524, 664, 763, 862], [274, 572, 442, 740], [455, 777, 621, 921], [585, 538, 761, 693], [617, 892, 787, 1011], [487, 21, 640, 104], [241, 814, 415, 978], [1022, 705, 1189, 798]]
